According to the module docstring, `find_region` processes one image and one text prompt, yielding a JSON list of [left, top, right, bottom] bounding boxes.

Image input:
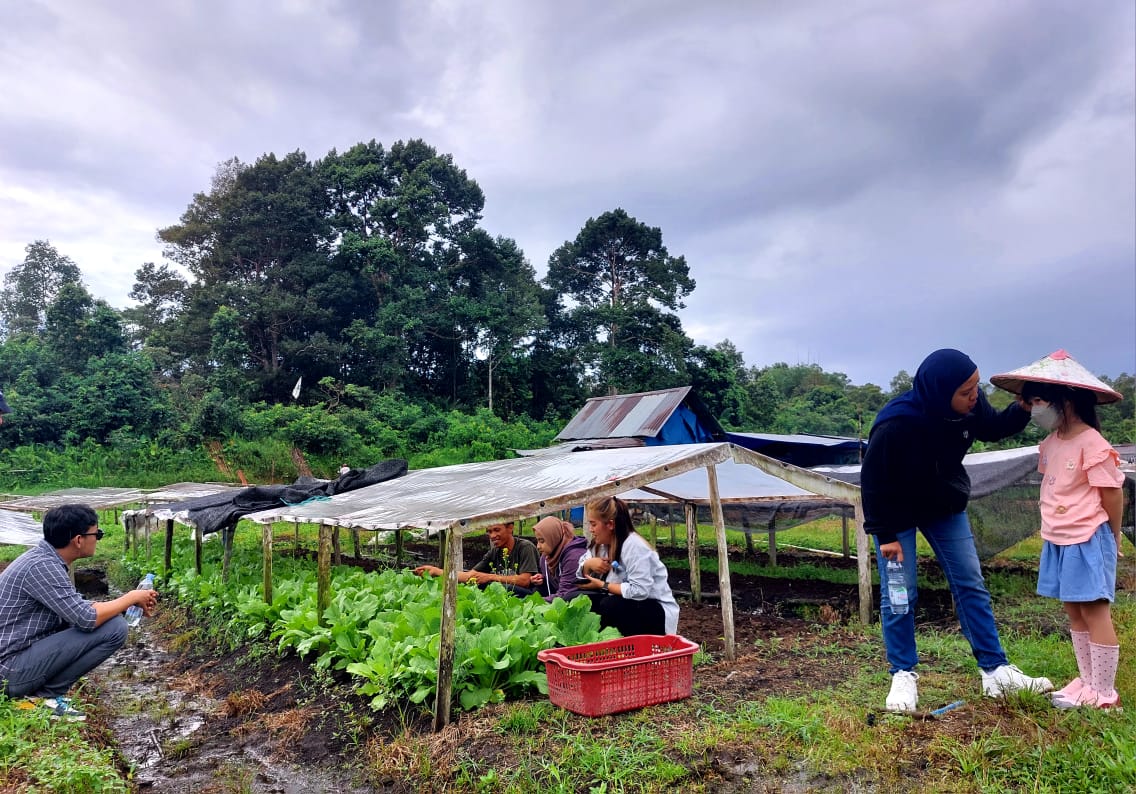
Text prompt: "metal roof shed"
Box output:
[[554, 386, 724, 446], [245, 441, 865, 729]]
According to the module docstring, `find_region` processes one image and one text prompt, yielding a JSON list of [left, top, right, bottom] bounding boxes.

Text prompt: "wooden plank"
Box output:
[[433, 524, 463, 731], [706, 464, 735, 661]]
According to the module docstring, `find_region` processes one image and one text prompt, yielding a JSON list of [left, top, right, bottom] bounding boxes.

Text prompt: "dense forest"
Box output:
[[1, 139, 1132, 486]]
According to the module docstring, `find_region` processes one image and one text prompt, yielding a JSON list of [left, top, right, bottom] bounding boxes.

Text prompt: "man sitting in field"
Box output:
[[0, 504, 158, 720], [414, 521, 540, 597]]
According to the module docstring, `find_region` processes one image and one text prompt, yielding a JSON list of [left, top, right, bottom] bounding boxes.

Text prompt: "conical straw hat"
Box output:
[[990, 349, 1122, 404]]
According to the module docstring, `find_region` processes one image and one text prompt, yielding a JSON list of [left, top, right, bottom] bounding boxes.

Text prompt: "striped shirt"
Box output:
[[0, 540, 97, 673]]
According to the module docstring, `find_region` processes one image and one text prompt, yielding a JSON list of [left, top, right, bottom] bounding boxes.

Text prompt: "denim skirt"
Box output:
[[1036, 523, 1117, 603]]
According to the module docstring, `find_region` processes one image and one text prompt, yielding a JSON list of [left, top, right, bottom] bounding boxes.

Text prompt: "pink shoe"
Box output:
[[1054, 687, 1122, 711], [1049, 677, 1085, 706]]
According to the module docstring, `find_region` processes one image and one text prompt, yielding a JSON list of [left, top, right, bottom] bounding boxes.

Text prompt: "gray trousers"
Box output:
[[1, 616, 127, 698]]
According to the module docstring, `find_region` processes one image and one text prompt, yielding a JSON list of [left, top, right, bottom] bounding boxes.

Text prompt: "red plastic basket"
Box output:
[[537, 634, 699, 716]]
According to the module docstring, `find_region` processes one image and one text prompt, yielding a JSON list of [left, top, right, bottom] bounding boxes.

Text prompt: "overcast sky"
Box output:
[[2, 0, 1133, 389]]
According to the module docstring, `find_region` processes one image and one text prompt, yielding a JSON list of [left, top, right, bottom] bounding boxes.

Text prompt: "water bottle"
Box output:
[[886, 560, 909, 615], [125, 573, 154, 627]]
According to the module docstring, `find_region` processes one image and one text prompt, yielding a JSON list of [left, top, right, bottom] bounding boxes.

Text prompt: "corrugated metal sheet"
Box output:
[[555, 387, 692, 441], [0, 509, 42, 546], [1, 487, 145, 512]]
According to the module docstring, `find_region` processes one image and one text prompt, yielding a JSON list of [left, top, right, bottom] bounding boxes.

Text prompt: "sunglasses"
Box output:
[[80, 530, 105, 540]]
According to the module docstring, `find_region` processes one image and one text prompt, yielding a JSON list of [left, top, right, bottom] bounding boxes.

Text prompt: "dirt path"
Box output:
[[88, 620, 374, 793]]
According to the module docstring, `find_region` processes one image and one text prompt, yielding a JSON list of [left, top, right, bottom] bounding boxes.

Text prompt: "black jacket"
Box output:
[[861, 392, 1029, 543]]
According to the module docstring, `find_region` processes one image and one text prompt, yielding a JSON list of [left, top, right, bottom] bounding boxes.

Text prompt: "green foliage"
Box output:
[[159, 543, 616, 715], [0, 697, 128, 792]]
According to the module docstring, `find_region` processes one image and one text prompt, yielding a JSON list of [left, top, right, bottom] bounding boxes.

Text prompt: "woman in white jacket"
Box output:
[[576, 496, 679, 635]]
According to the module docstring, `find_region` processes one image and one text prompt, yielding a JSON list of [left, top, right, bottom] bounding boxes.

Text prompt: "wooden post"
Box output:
[[193, 526, 202, 575], [294, 521, 301, 554], [351, 528, 361, 560], [685, 503, 701, 603], [668, 507, 676, 547], [854, 498, 872, 625], [163, 519, 174, 576], [766, 514, 777, 567], [123, 513, 131, 555], [262, 521, 274, 605], [707, 465, 735, 661], [221, 526, 234, 582], [395, 528, 404, 566], [649, 513, 658, 547], [433, 524, 463, 731], [841, 510, 850, 559], [332, 526, 342, 566], [145, 515, 153, 559], [317, 523, 332, 624]]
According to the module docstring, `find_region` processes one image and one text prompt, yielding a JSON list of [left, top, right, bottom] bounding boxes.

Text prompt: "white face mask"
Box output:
[[1030, 403, 1061, 431]]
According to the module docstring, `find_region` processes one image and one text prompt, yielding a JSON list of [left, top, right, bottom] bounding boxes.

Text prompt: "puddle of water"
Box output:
[[90, 623, 374, 793]]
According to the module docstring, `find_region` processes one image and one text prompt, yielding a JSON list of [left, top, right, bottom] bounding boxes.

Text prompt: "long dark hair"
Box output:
[[1021, 382, 1100, 431], [585, 496, 636, 563]]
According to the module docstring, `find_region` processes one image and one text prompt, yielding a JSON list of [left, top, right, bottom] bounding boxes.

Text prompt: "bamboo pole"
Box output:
[[433, 524, 463, 731], [317, 523, 332, 624], [262, 521, 274, 605], [685, 502, 701, 603], [706, 464, 735, 661]]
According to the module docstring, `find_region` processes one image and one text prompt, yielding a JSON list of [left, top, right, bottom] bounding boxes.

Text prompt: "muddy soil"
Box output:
[[68, 546, 977, 791]]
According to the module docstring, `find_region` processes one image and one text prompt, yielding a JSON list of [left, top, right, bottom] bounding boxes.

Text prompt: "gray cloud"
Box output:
[[1, 0, 1132, 388]]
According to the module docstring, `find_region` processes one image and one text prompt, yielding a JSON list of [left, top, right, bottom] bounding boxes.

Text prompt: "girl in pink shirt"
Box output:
[[1022, 380, 1125, 710]]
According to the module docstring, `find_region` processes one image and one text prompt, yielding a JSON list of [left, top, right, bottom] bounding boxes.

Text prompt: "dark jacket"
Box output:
[[541, 535, 589, 603], [863, 375, 1029, 543]]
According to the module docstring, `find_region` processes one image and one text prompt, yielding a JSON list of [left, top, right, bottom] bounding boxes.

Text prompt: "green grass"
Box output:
[[3, 503, 1135, 792], [0, 696, 127, 793]]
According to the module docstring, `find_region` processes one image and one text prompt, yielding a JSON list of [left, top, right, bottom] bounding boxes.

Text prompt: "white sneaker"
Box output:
[[981, 664, 1053, 697], [886, 670, 919, 712]]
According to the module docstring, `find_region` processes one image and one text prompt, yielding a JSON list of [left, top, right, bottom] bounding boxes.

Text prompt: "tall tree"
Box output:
[[545, 209, 695, 395], [1, 241, 83, 337], [158, 152, 335, 399]]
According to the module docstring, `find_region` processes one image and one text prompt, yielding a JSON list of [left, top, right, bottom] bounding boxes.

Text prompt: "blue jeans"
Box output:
[[0, 616, 128, 698], [875, 511, 1008, 674]]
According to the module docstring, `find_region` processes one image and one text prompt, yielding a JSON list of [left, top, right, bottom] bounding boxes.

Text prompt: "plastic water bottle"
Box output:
[[125, 573, 154, 627], [886, 560, 909, 615]]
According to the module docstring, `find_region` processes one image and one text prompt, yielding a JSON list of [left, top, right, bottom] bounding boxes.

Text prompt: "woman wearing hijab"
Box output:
[[862, 348, 1052, 713], [530, 516, 589, 602]]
